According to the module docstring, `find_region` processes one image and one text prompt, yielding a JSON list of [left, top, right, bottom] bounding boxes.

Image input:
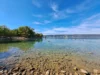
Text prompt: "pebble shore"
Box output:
[[0, 51, 100, 75]]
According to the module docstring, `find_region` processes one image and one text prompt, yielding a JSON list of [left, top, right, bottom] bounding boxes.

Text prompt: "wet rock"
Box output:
[[45, 70, 50, 75], [29, 67, 35, 71], [93, 69, 100, 74], [15, 64, 20, 67], [30, 70, 34, 75], [20, 68, 26, 72], [74, 72, 79, 75], [61, 70, 66, 75], [69, 73, 73, 75], [4, 70, 8, 73], [22, 70, 26, 75], [13, 72, 18, 75], [13, 67, 20, 71], [0, 66, 4, 70], [8, 69, 13, 74], [73, 67, 78, 71], [55, 73, 59, 75], [0, 70, 3, 74], [80, 69, 89, 74]]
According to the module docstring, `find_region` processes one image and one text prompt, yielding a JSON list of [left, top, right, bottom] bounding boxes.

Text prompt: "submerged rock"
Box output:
[[13, 67, 20, 72], [93, 69, 100, 74], [80, 69, 89, 74], [13, 72, 18, 75], [45, 70, 50, 75], [22, 70, 26, 75], [69, 73, 73, 75], [73, 67, 78, 71], [0, 70, 3, 74], [74, 72, 79, 75], [60, 70, 66, 75]]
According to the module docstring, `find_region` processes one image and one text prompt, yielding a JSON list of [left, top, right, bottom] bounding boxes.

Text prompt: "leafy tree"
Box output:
[[10, 29, 18, 36], [0, 25, 43, 38], [18, 26, 35, 37], [35, 33, 43, 38], [0, 25, 10, 37]]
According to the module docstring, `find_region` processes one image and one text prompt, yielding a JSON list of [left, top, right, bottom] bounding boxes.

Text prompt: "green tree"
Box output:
[[0, 25, 43, 38], [0, 25, 10, 37], [18, 26, 35, 37], [10, 29, 18, 36], [35, 33, 43, 38]]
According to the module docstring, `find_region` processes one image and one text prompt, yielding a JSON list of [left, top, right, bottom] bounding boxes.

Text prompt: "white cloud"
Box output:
[[51, 10, 68, 20], [66, 0, 100, 14], [33, 21, 42, 25], [50, 3, 58, 12], [33, 20, 51, 25], [42, 13, 100, 35]]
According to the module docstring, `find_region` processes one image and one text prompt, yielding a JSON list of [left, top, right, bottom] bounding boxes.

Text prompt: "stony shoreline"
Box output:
[[0, 51, 100, 75]]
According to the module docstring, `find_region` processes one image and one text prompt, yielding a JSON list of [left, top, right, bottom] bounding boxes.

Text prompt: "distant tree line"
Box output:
[[0, 25, 43, 38]]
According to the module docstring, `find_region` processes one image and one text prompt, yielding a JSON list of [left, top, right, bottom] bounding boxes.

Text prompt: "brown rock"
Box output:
[[80, 69, 88, 74], [45, 70, 50, 75], [74, 72, 79, 75], [4, 70, 8, 73], [0, 70, 3, 75], [61, 70, 66, 75], [8, 69, 13, 74], [69, 73, 73, 75], [13, 72, 18, 75], [55, 73, 59, 75], [0, 66, 4, 70], [13, 67, 19, 71], [93, 69, 100, 74], [30, 70, 34, 75], [73, 67, 78, 71], [22, 71, 26, 75], [20, 68, 26, 72]]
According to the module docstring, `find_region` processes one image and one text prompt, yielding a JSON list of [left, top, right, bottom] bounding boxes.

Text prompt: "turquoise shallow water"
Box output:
[[0, 38, 100, 64]]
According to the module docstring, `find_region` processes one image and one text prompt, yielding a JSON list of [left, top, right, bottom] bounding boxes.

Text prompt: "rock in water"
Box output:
[[45, 70, 50, 75], [69, 73, 73, 75], [80, 69, 89, 74], [13, 72, 18, 75], [93, 69, 100, 74], [0, 70, 3, 74], [75, 72, 79, 75], [55, 73, 59, 75], [73, 67, 78, 71], [22, 71, 26, 75], [60, 70, 66, 75]]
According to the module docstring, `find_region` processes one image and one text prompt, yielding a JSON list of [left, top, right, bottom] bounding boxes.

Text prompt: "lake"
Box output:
[[0, 38, 100, 73]]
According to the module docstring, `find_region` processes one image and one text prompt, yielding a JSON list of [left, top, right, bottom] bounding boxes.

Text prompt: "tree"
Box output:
[[0, 25, 10, 37], [35, 33, 43, 38], [0, 25, 43, 38], [18, 26, 35, 37], [10, 29, 18, 37]]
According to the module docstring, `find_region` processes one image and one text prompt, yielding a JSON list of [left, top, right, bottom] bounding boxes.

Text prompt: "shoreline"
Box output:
[[0, 51, 100, 75], [0, 37, 42, 43]]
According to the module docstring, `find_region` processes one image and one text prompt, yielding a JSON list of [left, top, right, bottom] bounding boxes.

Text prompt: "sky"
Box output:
[[0, 0, 100, 35]]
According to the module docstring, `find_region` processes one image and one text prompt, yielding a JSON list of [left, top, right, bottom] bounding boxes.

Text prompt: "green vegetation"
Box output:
[[0, 25, 43, 38]]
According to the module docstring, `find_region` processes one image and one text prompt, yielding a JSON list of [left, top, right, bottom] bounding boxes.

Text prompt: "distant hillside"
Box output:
[[44, 34, 100, 39]]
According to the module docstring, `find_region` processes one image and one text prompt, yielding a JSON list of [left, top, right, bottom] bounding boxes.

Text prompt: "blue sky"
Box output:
[[0, 0, 100, 35]]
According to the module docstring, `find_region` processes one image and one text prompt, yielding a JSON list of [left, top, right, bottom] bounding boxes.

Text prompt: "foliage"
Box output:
[[0, 25, 11, 37], [0, 25, 43, 38]]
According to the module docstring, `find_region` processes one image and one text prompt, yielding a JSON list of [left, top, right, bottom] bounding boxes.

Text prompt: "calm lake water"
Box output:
[[0, 38, 100, 65]]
